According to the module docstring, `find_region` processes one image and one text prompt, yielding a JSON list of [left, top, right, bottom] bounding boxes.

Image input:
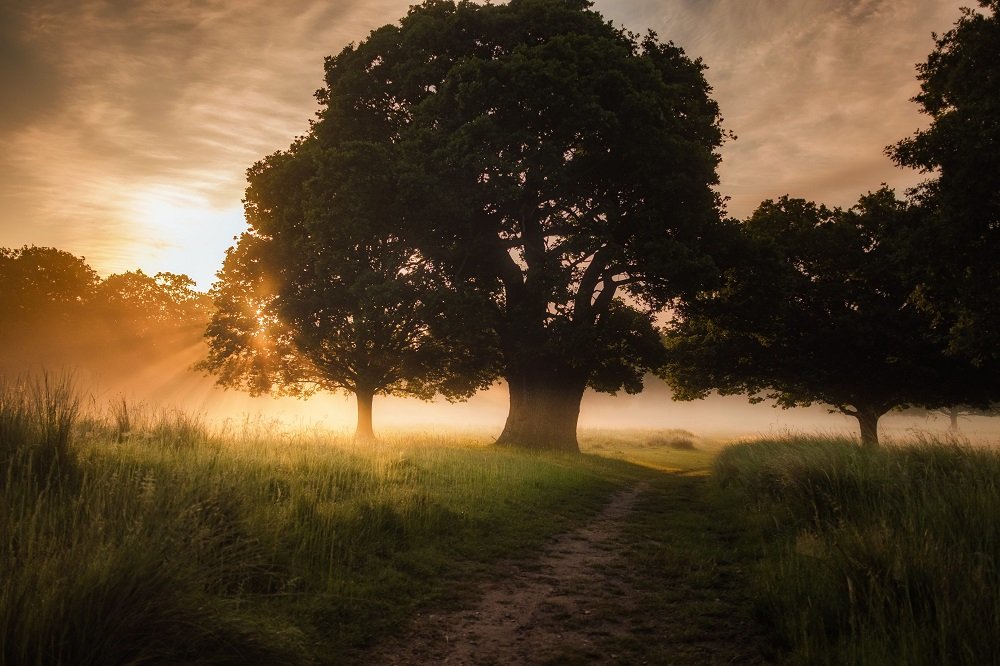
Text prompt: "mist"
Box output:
[[13, 347, 996, 445]]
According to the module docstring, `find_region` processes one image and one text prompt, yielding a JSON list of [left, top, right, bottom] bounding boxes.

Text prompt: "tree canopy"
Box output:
[[94, 270, 210, 344], [279, 0, 730, 451], [661, 189, 1000, 446], [901, 403, 1000, 432], [888, 0, 1000, 364], [0, 246, 98, 324], [199, 111, 497, 440]]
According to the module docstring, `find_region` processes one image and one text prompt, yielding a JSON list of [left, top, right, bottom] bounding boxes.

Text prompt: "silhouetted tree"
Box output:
[[95, 270, 210, 343], [0, 246, 98, 323], [300, 0, 728, 451], [199, 138, 496, 440], [662, 189, 1000, 447], [0, 246, 100, 370], [888, 0, 1000, 364]]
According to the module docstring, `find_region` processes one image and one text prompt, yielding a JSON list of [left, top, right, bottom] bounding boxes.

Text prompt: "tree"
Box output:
[[199, 135, 496, 441], [0, 246, 98, 323], [888, 0, 1000, 364], [901, 403, 1000, 432], [305, 0, 728, 451], [95, 270, 210, 343], [662, 189, 1000, 447], [0, 246, 99, 370], [0, 246, 209, 381]]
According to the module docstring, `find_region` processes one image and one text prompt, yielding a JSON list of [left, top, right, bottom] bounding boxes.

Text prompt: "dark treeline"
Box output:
[[0, 246, 210, 383]]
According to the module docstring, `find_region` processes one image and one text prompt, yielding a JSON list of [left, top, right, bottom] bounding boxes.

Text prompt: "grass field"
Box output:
[[717, 436, 1000, 665], [1, 376, 670, 664], [2, 374, 998, 664]]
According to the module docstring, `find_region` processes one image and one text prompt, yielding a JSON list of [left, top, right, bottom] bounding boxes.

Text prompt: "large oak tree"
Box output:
[[301, 0, 729, 451]]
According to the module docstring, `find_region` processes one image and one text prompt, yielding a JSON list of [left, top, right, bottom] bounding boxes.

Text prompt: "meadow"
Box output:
[[718, 436, 1000, 665], [2, 373, 998, 664]]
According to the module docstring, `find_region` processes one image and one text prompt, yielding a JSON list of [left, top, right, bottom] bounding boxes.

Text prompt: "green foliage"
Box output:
[[663, 188, 1000, 445], [888, 0, 1000, 364], [202, 95, 499, 438], [386, 1, 726, 388], [0, 246, 98, 314], [94, 269, 210, 344], [716, 437, 1000, 664]]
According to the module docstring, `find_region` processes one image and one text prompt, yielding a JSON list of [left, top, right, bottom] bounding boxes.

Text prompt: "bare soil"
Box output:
[[363, 480, 764, 665]]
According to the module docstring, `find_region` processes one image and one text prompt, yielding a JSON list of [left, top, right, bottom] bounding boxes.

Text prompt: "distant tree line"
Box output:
[[196, 0, 1000, 448], [0, 246, 210, 379]]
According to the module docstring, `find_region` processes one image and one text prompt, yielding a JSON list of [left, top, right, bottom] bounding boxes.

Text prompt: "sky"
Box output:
[[1, 0, 963, 288]]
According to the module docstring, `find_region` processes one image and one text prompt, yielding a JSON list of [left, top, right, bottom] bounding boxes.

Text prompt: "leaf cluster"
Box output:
[[662, 189, 999, 418], [309, 0, 728, 396], [0, 246, 210, 374]]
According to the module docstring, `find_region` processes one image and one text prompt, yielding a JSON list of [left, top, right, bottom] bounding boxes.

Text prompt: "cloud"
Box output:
[[0, 0, 972, 286], [594, 0, 962, 215], [0, 5, 65, 133], [0, 0, 413, 283]]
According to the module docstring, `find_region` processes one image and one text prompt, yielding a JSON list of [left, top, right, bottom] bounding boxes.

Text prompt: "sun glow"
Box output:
[[127, 185, 247, 288]]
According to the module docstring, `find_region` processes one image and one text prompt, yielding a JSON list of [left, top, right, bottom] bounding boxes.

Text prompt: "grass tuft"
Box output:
[[0, 371, 80, 487]]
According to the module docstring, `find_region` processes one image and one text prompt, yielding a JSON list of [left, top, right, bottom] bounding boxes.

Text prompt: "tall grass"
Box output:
[[1, 381, 637, 664], [0, 372, 80, 486], [715, 436, 1000, 665]]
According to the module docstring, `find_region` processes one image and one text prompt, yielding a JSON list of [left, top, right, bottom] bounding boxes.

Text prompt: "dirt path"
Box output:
[[364, 480, 762, 665]]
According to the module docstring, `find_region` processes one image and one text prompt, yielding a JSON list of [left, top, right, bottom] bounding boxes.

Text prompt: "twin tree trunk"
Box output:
[[495, 368, 587, 453]]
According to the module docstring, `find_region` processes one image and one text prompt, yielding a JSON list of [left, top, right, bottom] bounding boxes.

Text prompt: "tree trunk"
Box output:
[[354, 389, 376, 442], [855, 407, 882, 448], [948, 407, 960, 432], [495, 371, 586, 453]]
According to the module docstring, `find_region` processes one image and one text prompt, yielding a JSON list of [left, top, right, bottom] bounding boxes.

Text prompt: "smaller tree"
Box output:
[[199, 141, 496, 440], [0, 246, 100, 370], [901, 404, 1000, 432], [95, 270, 211, 344], [662, 189, 1000, 446]]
